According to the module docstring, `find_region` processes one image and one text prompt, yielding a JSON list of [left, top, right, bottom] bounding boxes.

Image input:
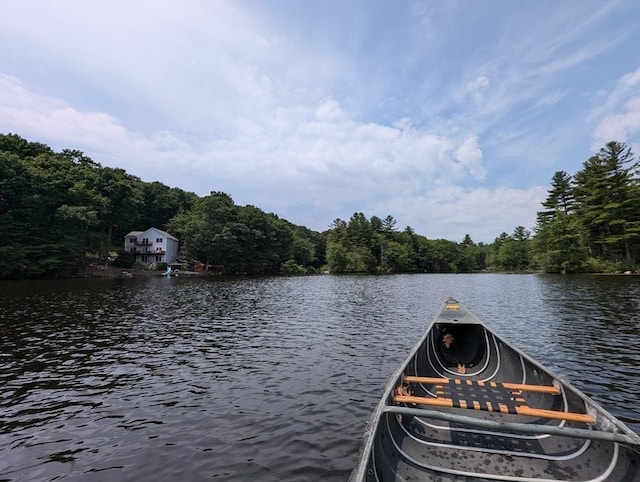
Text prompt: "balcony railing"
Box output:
[[130, 249, 166, 255], [134, 240, 153, 246]]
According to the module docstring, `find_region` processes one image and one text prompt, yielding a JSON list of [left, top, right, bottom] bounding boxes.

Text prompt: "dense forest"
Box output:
[[325, 141, 639, 274], [1, 133, 638, 279], [532, 142, 640, 273], [0, 134, 324, 278]]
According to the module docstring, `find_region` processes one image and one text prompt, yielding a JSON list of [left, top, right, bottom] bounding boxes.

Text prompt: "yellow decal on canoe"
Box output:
[[445, 303, 460, 310]]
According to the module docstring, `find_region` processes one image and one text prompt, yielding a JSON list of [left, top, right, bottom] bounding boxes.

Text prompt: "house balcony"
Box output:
[[134, 240, 153, 246], [130, 249, 166, 255]]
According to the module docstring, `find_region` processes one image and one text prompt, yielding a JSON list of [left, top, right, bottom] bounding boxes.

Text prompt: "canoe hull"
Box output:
[[350, 298, 640, 481]]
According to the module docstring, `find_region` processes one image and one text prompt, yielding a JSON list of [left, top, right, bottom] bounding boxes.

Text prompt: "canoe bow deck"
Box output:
[[350, 298, 640, 481]]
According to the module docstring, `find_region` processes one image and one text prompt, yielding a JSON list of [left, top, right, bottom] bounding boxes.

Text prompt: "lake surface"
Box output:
[[1, 274, 639, 481]]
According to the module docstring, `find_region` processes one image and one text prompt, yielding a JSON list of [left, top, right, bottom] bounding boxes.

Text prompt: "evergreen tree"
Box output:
[[574, 142, 639, 263], [538, 170, 574, 223], [532, 212, 586, 272], [381, 215, 398, 235]]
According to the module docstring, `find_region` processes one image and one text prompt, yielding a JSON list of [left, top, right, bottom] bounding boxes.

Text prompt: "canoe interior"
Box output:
[[352, 299, 640, 482]]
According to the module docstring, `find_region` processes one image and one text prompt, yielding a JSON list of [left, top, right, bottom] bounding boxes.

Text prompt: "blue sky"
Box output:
[[1, 0, 638, 242]]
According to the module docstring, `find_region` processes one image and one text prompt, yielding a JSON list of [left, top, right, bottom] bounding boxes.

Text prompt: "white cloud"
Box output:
[[591, 68, 640, 150], [454, 136, 486, 181], [314, 100, 346, 122], [372, 185, 548, 243], [0, 0, 305, 137], [0, 74, 140, 150], [443, 2, 634, 136], [1, 1, 636, 241], [0, 74, 198, 178], [464, 76, 490, 103], [534, 90, 568, 107], [1, 76, 497, 237]]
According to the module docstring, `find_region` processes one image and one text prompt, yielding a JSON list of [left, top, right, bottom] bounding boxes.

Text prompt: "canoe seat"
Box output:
[[438, 378, 524, 414], [395, 376, 594, 424]]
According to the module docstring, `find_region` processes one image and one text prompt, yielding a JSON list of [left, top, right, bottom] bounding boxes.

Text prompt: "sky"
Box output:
[[1, 0, 639, 242]]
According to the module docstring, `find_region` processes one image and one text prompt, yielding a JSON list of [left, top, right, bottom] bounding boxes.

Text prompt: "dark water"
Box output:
[[1, 274, 639, 481]]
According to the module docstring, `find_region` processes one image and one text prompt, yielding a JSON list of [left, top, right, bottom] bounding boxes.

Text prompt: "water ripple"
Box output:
[[1, 274, 638, 481]]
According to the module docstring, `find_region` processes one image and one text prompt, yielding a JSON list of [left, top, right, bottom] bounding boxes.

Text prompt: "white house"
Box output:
[[124, 227, 179, 264]]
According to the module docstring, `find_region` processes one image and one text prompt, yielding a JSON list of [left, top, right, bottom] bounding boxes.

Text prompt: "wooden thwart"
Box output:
[[393, 395, 593, 423], [402, 376, 561, 395], [396, 376, 593, 423]]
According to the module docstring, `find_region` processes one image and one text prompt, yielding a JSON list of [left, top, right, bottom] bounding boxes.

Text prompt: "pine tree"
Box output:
[[574, 142, 639, 263], [538, 171, 574, 224]]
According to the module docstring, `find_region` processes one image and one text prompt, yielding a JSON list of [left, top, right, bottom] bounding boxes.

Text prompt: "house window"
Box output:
[[142, 256, 148, 262], [130, 238, 136, 243], [156, 237, 163, 243], [156, 256, 162, 262]]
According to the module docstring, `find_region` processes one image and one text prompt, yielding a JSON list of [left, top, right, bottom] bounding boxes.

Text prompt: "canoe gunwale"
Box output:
[[382, 406, 640, 445], [348, 305, 437, 481]]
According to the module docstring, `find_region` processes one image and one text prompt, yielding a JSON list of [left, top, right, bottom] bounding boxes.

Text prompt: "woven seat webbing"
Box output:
[[443, 379, 519, 414]]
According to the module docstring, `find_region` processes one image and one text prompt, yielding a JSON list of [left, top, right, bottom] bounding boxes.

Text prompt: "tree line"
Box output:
[[532, 141, 640, 273], [1, 134, 638, 278], [0, 134, 199, 277], [0, 133, 323, 278], [165, 192, 326, 274], [324, 141, 639, 274]]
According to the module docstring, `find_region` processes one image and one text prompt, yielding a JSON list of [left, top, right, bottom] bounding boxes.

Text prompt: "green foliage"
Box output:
[[425, 239, 463, 272], [532, 213, 586, 273], [534, 141, 639, 272], [113, 251, 136, 268], [325, 241, 346, 272], [538, 170, 574, 223], [281, 259, 306, 275], [0, 145, 99, 277], [164, 192, 322, 275], [326, 240, 376, 273], [291, 234, 315, 266], [4, 134, 635, 278], [574, 142, 640, 261], [346, 212, 374, 247], [0, 134, 209, 278], [324, 213, 488, 274], [381, 215, 398, 235], [382, 240, 412, 272], [0, 133, 53, 158], [490, 226, 532, 271], [583, 257, 609, 273], [138, 182, 198, 230], [459, 234, 486, 272]]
